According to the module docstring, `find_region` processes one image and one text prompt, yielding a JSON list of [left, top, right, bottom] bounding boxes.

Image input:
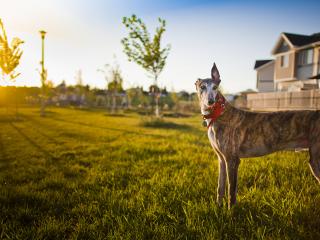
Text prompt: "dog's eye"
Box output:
[[200, 85, 206, 90], [213, 85, 218, 90]]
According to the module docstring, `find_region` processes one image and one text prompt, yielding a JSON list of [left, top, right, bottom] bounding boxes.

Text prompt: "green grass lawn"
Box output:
[[1, 107, 320, 239]]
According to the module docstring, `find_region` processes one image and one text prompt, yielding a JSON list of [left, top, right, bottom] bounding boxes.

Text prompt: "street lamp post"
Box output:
[[39, 30, 46, 116]]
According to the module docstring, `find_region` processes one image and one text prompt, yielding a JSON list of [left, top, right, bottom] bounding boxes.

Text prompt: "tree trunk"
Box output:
[[155, 94, 160, 117], [154, 75, 160, 117], [106, 93, 110, 112], [111, 91, 117, 114]]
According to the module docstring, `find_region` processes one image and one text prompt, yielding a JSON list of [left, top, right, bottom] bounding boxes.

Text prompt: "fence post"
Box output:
[[315, 90, 320, 110], [310, 89, 314, 109], [284, 92, 287, 109]]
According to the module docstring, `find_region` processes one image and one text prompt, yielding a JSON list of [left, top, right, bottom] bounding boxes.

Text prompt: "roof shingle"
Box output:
[[283, 32, 320, 46], [254, 60, 273, 69]]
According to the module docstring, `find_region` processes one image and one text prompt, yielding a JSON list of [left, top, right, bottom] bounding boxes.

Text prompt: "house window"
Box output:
[[298, 49, 313, 65], [307, 49, 313, 64], [280, 54, 289, 68]]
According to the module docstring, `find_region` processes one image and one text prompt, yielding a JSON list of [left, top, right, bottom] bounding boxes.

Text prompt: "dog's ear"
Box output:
[[195, 78, 201, 90], [211, 63, 221, 85]]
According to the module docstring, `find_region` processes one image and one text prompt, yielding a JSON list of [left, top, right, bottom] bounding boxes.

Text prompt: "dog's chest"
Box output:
[[207, 125, 235, 153], [207, 127, 220, 149]]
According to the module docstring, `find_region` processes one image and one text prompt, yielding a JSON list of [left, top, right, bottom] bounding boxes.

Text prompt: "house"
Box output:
[[254, 59, 275, 92], [254, 32, 320, 92]]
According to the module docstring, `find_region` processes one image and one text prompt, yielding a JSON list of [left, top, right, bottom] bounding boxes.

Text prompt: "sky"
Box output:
[[0, 0, 319, 93]]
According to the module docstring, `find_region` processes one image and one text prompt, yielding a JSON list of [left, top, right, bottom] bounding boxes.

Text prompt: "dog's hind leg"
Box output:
[[309, 143, 320, 183], [226, 156, 240, 208], [217, 155, 227, 206]]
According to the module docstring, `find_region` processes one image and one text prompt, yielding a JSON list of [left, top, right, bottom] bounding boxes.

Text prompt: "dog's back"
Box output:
[[214, 107, 320, 158]]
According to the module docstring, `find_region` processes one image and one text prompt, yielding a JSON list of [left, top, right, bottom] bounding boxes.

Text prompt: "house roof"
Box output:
[[272, 32, 320, 54], [254, 60, 273, 70], [283, 32, 320, 46]]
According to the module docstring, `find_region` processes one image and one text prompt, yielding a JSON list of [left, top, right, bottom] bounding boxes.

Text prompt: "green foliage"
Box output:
[[1, 107, 320, 239], [161, 92, 175, 109], [98, 62, 124, 92], [126, 87, 149, 107], [107, 66, 123, 92], [97, 61, 125, 113], [0, 19, 24, 81], [121, 14, 170, 84]]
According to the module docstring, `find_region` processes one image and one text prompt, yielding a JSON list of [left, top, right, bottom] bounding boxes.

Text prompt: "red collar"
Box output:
[[202, 94, 226, 128]]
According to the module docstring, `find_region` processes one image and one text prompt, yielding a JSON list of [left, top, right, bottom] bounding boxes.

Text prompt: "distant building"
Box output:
[[53, 81, 87, 106], [254, 32, 320, 92]]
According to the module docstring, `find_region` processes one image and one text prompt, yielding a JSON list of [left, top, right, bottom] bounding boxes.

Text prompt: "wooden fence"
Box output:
[[246, 90, 320, 111]]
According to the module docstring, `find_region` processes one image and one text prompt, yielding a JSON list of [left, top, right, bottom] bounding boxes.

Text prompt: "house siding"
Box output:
[[276, 40, 290, 54], [257, 62, 274, 92], [296, 64, 313, 80], [314, 47, 320, 75], [274, 52, 295, 80], [257, 81, 274, 92]]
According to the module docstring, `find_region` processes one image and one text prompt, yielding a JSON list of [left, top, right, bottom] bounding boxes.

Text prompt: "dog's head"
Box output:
[[195, 63, 221, 114]]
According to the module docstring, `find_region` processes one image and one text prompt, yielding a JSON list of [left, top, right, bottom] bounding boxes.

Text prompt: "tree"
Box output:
[[0, 19, 24, 81], [75, 69, 83, 87], [97, 64, 111, 110], [98, 61, 124, 113], [75, 69, 86, 106], [108, 63, 123, 113], [121, 14, 170, 117], [0, 19, 24, 116]]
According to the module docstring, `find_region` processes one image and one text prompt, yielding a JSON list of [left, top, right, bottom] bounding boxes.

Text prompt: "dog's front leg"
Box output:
[[226, 156, 240, 208], [217, 155, 227, 206]]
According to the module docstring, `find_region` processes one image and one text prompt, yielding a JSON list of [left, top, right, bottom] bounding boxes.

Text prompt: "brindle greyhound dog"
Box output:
[[195, 63, 320, 208]]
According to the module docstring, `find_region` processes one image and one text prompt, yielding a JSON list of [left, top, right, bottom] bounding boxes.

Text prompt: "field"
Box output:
[[1, 107, 320, 239]]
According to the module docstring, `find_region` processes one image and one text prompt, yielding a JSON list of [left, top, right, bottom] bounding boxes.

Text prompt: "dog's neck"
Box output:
[[202, 92, 228, 128]]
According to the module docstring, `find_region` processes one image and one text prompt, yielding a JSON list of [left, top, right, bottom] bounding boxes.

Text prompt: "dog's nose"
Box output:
[[208, 99, 215, 105]]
